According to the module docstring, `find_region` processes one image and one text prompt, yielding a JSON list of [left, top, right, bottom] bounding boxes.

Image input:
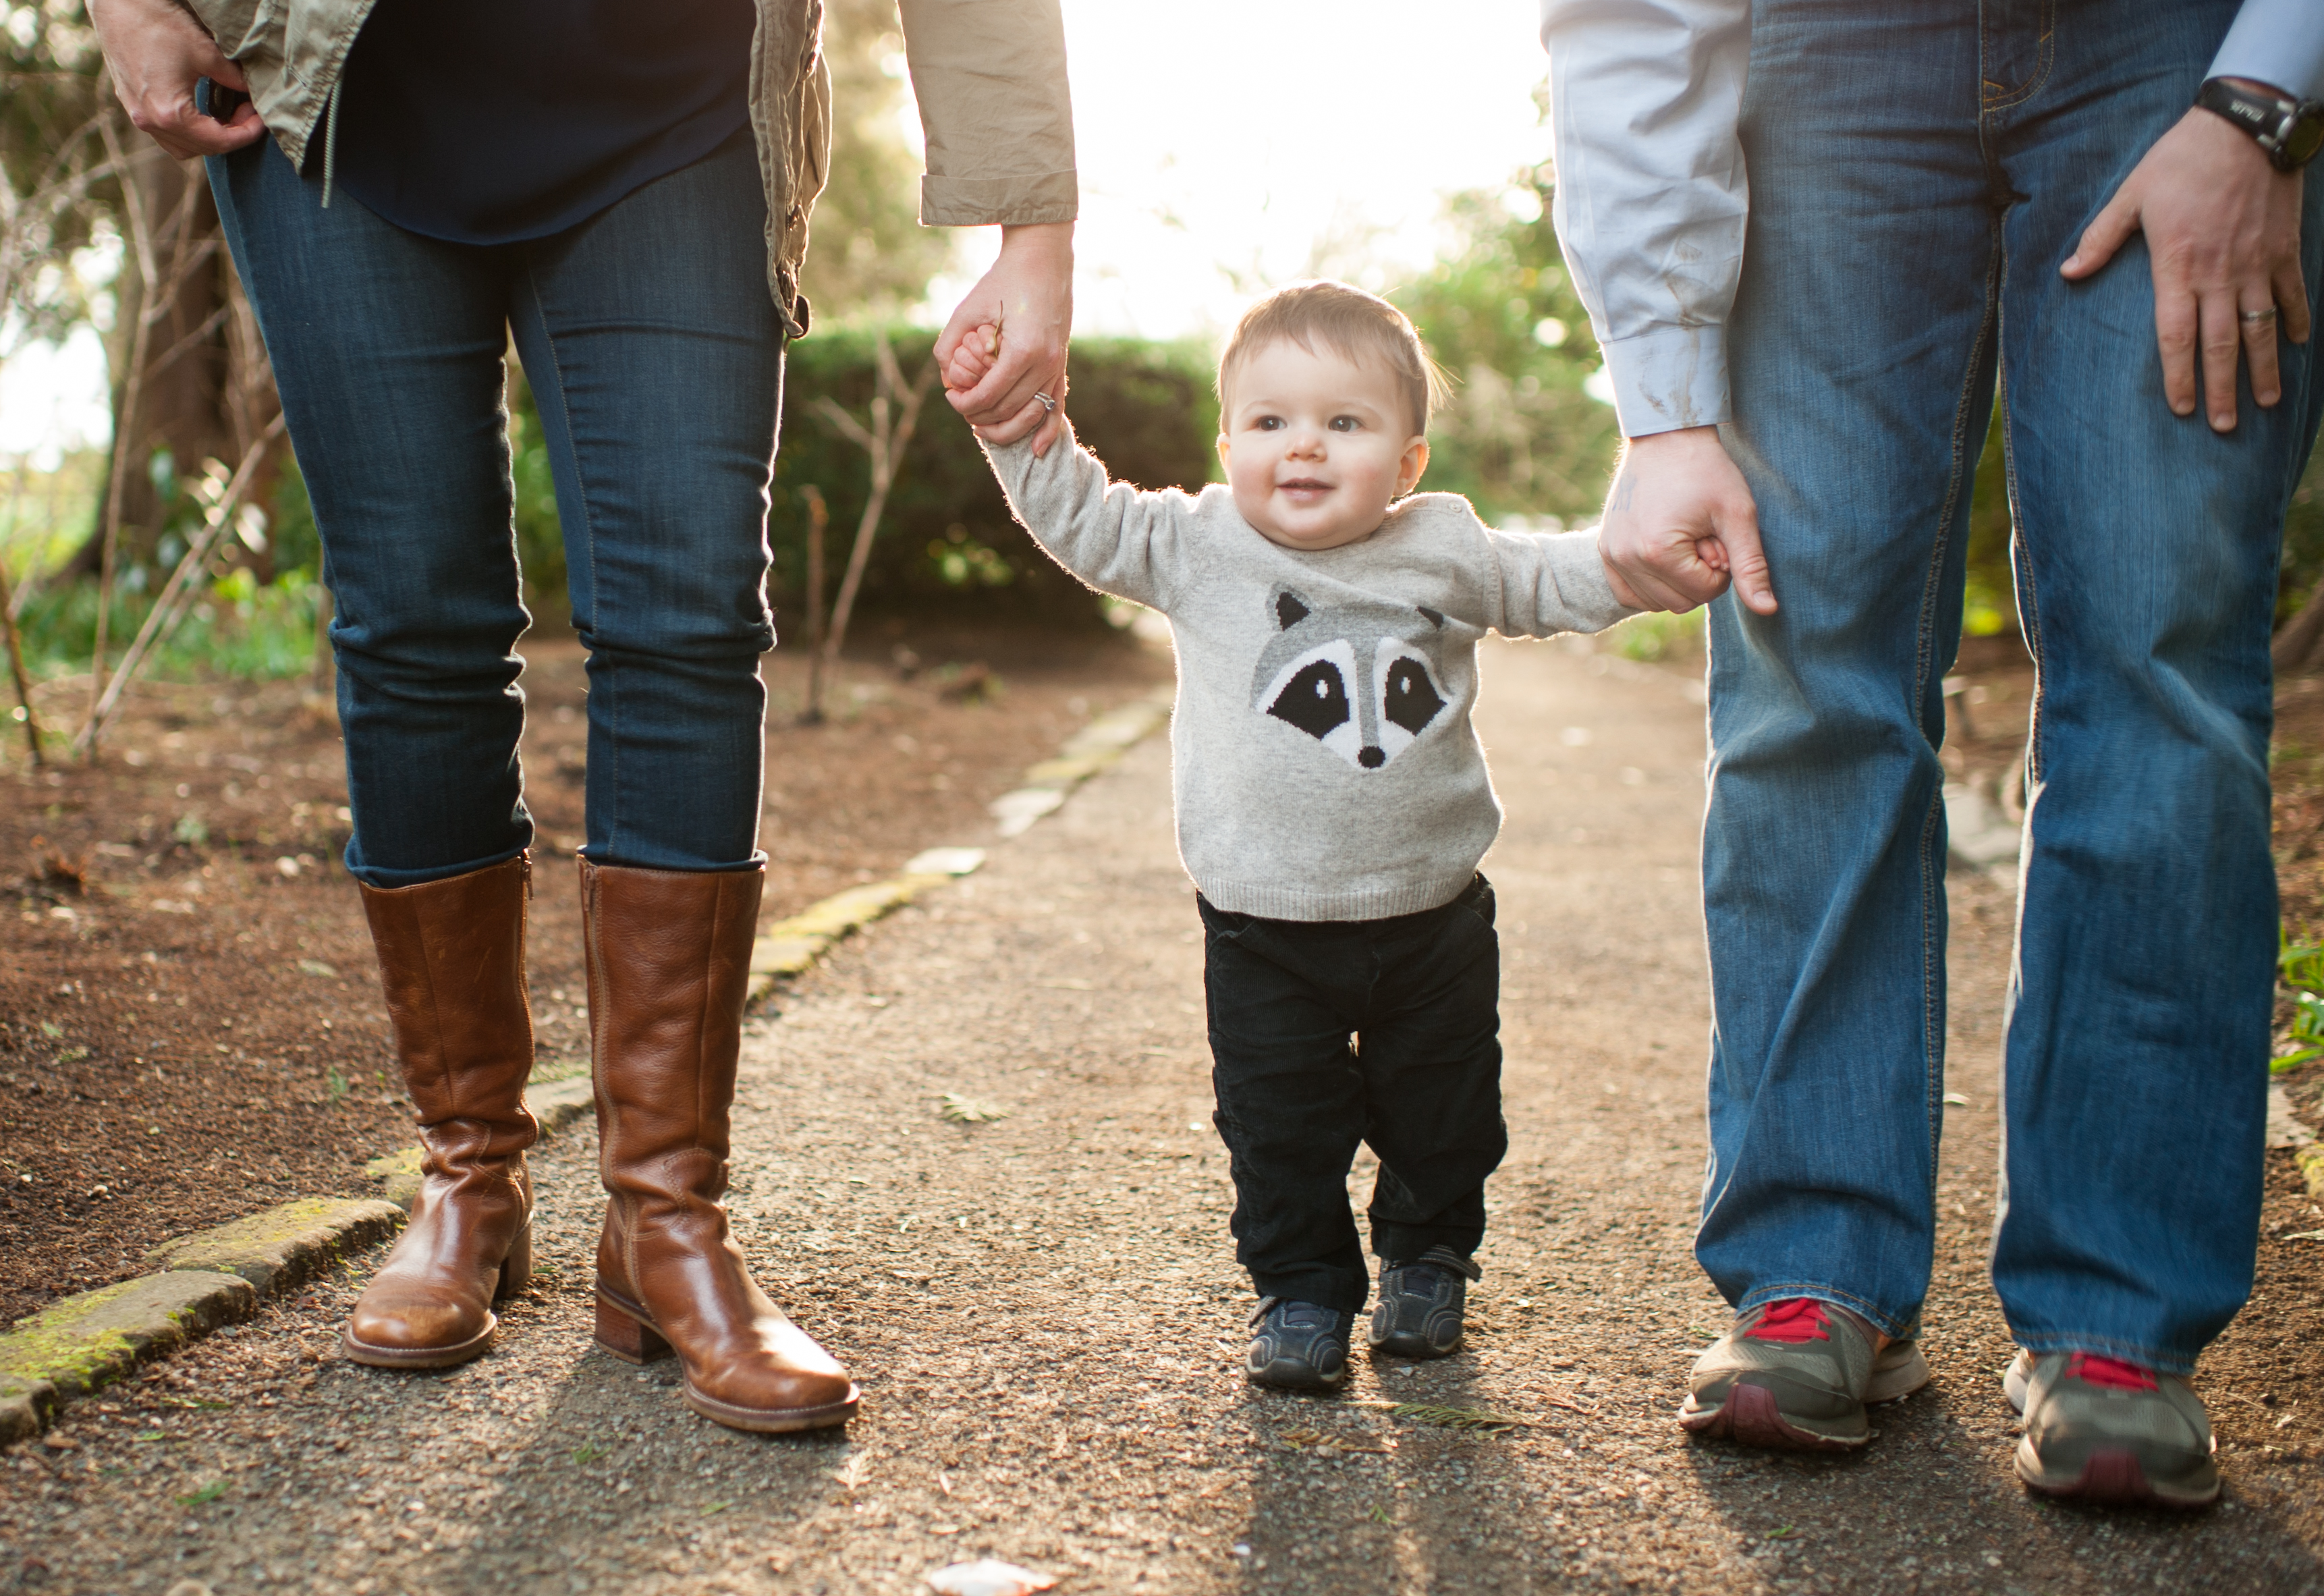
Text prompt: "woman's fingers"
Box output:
[[90, 0, 266, 159], [971, 390, 1060, 451]]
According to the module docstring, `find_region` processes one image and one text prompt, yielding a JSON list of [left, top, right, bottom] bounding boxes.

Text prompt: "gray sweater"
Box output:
[[985, 430, 1635, 922]]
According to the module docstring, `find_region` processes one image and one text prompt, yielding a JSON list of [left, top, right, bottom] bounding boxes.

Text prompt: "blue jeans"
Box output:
[[208, 130, 781, 887], [1703, 0, 2324, 1371]]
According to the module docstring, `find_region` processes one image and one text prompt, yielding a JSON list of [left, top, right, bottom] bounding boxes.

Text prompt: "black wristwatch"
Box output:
[[2195, 78, 2324, 172]]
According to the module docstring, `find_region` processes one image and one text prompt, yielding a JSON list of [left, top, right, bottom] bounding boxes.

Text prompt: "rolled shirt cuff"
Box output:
[[1599, 324, 1732, 439], [2209, 4, 2324, 101], [920, 170, 1080, 228]]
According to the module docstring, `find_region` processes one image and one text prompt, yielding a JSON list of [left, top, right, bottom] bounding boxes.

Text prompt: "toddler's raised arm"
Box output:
[[1479, 519, 1642, 640], [980, 426, 1196, 615]]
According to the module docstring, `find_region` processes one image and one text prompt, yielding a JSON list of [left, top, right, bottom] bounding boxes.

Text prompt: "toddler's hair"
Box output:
[[1217, 281, 1451, 437]]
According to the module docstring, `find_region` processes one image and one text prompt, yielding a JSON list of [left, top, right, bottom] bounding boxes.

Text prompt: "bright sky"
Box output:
[[929, 0, 1556, 341], [0, 2, 1555, 464]]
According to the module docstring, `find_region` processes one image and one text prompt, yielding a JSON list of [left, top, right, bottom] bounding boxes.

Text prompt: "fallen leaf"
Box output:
[[296, 959, 339, 979], [924, 1559, 1056, 1596], [940, 1093, 1007, 1125], [2281, 1230, 2324, 1242], [1348, 1400, 1532, 1432]]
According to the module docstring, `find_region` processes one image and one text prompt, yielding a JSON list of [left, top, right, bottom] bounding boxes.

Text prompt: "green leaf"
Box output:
[[572, 1443, 605, 1466], [177, 1480, 226, 1507]]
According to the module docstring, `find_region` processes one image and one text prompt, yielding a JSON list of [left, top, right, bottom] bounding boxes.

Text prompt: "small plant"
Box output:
[[572, 1443, 606, 1466], [177, 1480, 226, 1507], [171, 813, 209, 847], [2275, 929, 2324, 1074], [324, 1068, 348, 1102]]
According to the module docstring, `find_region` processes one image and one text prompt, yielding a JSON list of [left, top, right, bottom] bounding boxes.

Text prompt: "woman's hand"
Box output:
[[934, 221, 1073, 456], [88, 0, 265, 159]]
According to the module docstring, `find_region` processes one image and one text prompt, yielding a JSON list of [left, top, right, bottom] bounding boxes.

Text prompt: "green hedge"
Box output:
[[510, 331, 1217, 633]]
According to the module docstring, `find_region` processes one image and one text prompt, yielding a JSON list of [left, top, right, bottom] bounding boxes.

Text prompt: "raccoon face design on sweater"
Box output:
[[1250, 588, 1450, 771]]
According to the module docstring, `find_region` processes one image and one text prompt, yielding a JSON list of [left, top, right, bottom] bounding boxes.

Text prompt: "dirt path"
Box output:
[[8, 638, 2324, 1595]]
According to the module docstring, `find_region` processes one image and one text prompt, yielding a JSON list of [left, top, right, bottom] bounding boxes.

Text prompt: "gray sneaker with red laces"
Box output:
[[2005, 1350, 2220, 1508], [1679, 1298, 1930, 1450]]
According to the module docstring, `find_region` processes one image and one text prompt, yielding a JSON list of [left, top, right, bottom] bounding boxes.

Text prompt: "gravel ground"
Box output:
[[6, 636, 2323, 1595]]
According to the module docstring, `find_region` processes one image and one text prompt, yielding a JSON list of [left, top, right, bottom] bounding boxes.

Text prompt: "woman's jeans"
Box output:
[[208, 131, 782, 887], [1200, 877, 1507, 1314], [1704, 0, 2324, 1371]]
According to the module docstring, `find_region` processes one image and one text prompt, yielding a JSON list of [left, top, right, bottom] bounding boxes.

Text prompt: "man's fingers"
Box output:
[[2198, 290, 2243, 431], [1718, 504, 1777, 615], [2276, 263, 2314, 346], [2153, 281, 2200, 418], [2243, 296, 2286, 410], [2060, 190, 2139, 281]]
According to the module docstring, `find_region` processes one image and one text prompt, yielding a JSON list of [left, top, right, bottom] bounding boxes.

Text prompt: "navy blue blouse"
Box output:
[[331, 0, 756, 246]]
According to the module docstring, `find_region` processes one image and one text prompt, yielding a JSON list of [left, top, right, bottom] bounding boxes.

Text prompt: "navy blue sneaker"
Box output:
[[1246, 1298, 1353, 1389], [1368, 1245, 1480, 1359]]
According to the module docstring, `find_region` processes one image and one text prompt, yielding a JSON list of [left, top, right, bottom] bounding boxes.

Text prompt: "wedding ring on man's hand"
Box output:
[[1033, 391, 1057, 412], [2242, 307, 2280, 325]]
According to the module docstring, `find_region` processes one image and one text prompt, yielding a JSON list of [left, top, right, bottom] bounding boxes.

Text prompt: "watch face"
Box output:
[[2293, 106, 2324, 169]]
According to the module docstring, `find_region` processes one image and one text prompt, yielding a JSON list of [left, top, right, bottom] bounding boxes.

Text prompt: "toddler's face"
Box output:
[[1217, 339, 1428, 553]]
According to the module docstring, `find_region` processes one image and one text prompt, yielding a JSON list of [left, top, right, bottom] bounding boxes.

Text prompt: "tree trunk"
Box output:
[[65, 145, 274, 581]]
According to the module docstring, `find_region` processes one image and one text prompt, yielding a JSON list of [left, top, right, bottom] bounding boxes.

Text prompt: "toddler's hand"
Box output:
[[943, 324, 1001, 393]]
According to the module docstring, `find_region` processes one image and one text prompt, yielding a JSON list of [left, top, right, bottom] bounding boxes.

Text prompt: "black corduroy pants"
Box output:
[[1198, 875, 1507, 1313]]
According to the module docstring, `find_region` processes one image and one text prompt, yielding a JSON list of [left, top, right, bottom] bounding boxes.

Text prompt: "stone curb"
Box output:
[[1, 1271, 256, 1446], [0, 690, 1172, 1448], [0, 1076, 602, 1448]]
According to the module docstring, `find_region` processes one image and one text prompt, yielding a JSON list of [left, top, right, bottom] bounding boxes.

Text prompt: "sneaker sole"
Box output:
[[1680, 1379, 1869, 1452], [2014, 1439, 2221, 1509], [1247, 1359, 1348, 1391]]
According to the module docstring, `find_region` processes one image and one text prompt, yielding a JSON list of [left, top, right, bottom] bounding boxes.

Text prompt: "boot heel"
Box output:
[[595, 1298, 671, 1365], [495, 1222, 534, 1303]]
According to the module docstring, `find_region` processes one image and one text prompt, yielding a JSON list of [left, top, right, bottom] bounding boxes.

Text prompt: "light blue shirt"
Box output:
[[2211, 0, 2324, 101], [1539, 0, 2321, 439]]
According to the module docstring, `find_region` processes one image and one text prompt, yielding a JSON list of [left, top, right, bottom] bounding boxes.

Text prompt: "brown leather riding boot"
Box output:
[[582, 858, 858, 1432], [342, 854, 538, 1368]]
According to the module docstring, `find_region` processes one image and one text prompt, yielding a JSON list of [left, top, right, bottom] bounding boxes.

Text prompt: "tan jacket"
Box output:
[[185, 0, 1078, 336]]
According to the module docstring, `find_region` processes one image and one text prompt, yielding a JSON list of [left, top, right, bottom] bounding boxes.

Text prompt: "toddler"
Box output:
[[951, 281, 1648, 1387]]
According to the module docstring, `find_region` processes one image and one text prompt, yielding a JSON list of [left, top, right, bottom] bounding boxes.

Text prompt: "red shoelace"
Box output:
[[2066, 1352, 2159, 1392], [1745, 1298, 1831, 1344]]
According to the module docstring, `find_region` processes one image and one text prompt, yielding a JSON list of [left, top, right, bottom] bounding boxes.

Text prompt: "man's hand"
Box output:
[[89, 0, 265, 159], [2062, 86, 2310, 433], [933, 222, 1073, 455], [1598, 425, 1775, 616]]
